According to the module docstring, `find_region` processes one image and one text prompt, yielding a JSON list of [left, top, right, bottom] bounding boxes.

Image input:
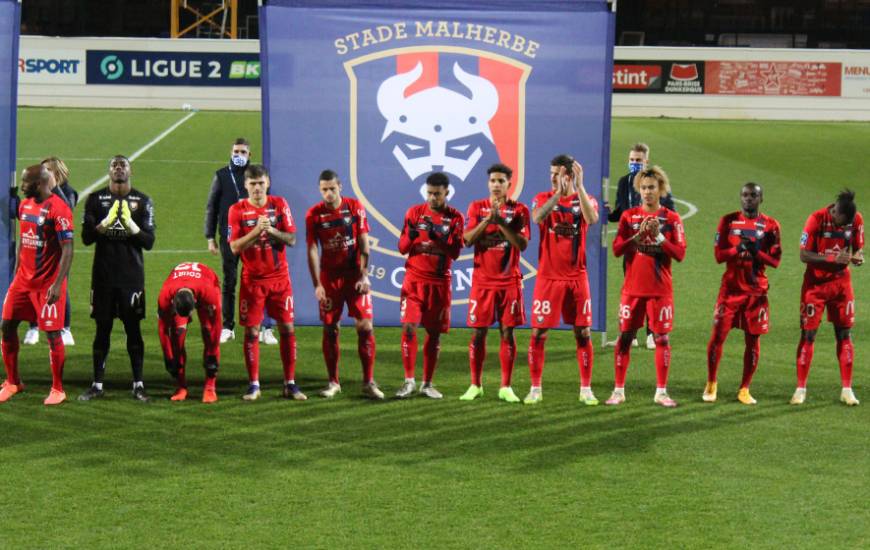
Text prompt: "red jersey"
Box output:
[[613, 206, 686, 297], [16, 194, 73, 289], [714, 212, 782, 295], [801, 206, 864, 284], [466, 198, 530, 288], [157, 262, 221, 316], [531, 191, 598, 280], [398, 203, 464, 282], [227, 196, 295, 283], [305, 197, 370, 276]]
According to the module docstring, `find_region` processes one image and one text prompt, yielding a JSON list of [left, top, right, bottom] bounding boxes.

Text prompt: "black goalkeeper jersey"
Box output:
[[82, 186, 156, 289]]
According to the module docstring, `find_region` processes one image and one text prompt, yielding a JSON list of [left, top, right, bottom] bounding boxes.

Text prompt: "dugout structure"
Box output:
[[260, 0, 615, 331], [0, 0, 18, 297]]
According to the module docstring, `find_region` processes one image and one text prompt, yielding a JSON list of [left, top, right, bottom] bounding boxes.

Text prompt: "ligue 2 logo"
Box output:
[[100, 55, 124, 81]]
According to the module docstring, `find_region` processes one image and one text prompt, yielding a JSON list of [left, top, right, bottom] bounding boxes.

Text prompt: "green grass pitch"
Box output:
[[2, 108, 868, 548]]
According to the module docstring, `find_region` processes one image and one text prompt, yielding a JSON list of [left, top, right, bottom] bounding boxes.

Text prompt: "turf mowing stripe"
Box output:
[[606, 197, 699, 235], [78, 110, 198, 201], [18, 157, 224, 164]]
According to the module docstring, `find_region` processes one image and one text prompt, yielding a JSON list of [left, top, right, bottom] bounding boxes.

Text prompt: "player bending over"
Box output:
[[157, 262, 223, 403]]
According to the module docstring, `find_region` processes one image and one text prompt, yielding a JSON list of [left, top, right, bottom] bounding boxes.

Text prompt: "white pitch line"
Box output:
[[79, 110, 198, 200]]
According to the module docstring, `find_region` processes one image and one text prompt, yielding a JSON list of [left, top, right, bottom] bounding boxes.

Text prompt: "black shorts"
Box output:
[[90, 287, 146, 321]]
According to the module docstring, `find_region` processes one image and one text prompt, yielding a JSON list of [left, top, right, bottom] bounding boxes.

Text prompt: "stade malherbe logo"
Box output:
[[338, 20, 539, 304]]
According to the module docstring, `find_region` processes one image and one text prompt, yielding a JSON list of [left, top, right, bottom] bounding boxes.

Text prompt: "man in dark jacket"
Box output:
[[205, 137, 279, 344]]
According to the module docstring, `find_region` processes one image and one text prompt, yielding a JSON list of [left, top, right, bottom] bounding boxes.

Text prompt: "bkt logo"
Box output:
[[100, 55, 124, 80], [19, 57, 80, 74]]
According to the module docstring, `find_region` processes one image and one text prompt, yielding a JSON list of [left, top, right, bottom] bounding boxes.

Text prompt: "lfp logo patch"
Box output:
[[344, 47, 534, 304]]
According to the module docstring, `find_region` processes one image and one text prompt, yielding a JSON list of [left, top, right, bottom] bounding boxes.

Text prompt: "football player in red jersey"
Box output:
[[396, 172, 464, 399], [608, 166, 686, 407], [792, 189, 864, 406], [228, 164, 306, 401], [461, 163, 530, 403], [704, 183, 781, 405], [526, 155, 600, 405], [0, 166, 74, 405], [157, 262, 223, 403], [305, 170, 383, 400]]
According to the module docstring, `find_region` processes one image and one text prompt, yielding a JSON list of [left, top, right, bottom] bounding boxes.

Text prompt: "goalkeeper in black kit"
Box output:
[[79, 155, 156, 402]]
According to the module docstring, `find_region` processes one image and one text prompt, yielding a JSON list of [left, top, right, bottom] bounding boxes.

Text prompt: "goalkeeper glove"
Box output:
[[407, 219, 419, 241], [120, 200, 140, 235], [99, 200, 120, 228]]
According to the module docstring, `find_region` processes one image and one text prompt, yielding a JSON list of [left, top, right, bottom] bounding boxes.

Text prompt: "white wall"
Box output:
[[17, 37, 870, 120]]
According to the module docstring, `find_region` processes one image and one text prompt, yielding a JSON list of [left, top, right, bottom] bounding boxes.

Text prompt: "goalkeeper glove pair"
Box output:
[[99, 200, 140, 235]]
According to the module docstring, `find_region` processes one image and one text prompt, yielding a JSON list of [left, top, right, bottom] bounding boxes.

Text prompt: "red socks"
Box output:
[[654, 335, 670, 388], [837, 337, 854, 388], [527, 334, 546, 387], [1, 333, 20, 385], [796, 337, 814, 388], [741, 334, 760, 389], [47, 333, 65, 392], [358, 331, 375, 384], [576, 336, 593, 387], [401, 331, 417, 379], [613, 338, 631, 387], [499, 339, 516, 387], [322, 330, 340, 384], [469, 337, 486, 386], [422, 334, 440, 383], [280, 332, 297, 382], [706, 327, 728, 383], [244, 333, 260, 382]]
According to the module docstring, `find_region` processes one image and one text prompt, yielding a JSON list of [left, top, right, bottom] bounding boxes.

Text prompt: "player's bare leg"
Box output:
[[396, 322, 419, 398], [0, 319, 24, 402], [524, 327, 547, 404], [461, 327, 487, 401], [319, 323, 342, 398], [279, 322, 306, 400], [575, 326, 598, 405], [497, 326, 520, 403], [792, 329, 816, 404], [355, 318, 382, 400], [835, 327, 859, 406], [607, 330, 636, 405], [419, 327, 443, 399]]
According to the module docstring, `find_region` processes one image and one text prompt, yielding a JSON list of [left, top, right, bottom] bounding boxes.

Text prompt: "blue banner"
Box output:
[[86, 50, 259, 86], [0, 0, 19, 296], [261, 2, 613, 330]]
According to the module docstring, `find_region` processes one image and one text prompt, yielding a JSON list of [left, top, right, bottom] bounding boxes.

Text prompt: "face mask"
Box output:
[[628, 161, 643, 174], [231, 154, 248, 167]]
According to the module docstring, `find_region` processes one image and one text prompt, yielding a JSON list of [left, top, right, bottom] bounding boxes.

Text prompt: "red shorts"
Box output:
[[2, 278, 67, 331], [319, 275, 373, 325], [400, 278, 451, 333], [467, 285, 525, 328], [618, 293, 674, 334], [239, 277, 294, 327], [713, 290, 769, 335], [800, 278, 854, 330], [531, 277, 592, 328]]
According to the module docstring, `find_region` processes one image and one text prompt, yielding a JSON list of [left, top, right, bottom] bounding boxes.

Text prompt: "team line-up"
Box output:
[[0, 145, 864, 407]]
